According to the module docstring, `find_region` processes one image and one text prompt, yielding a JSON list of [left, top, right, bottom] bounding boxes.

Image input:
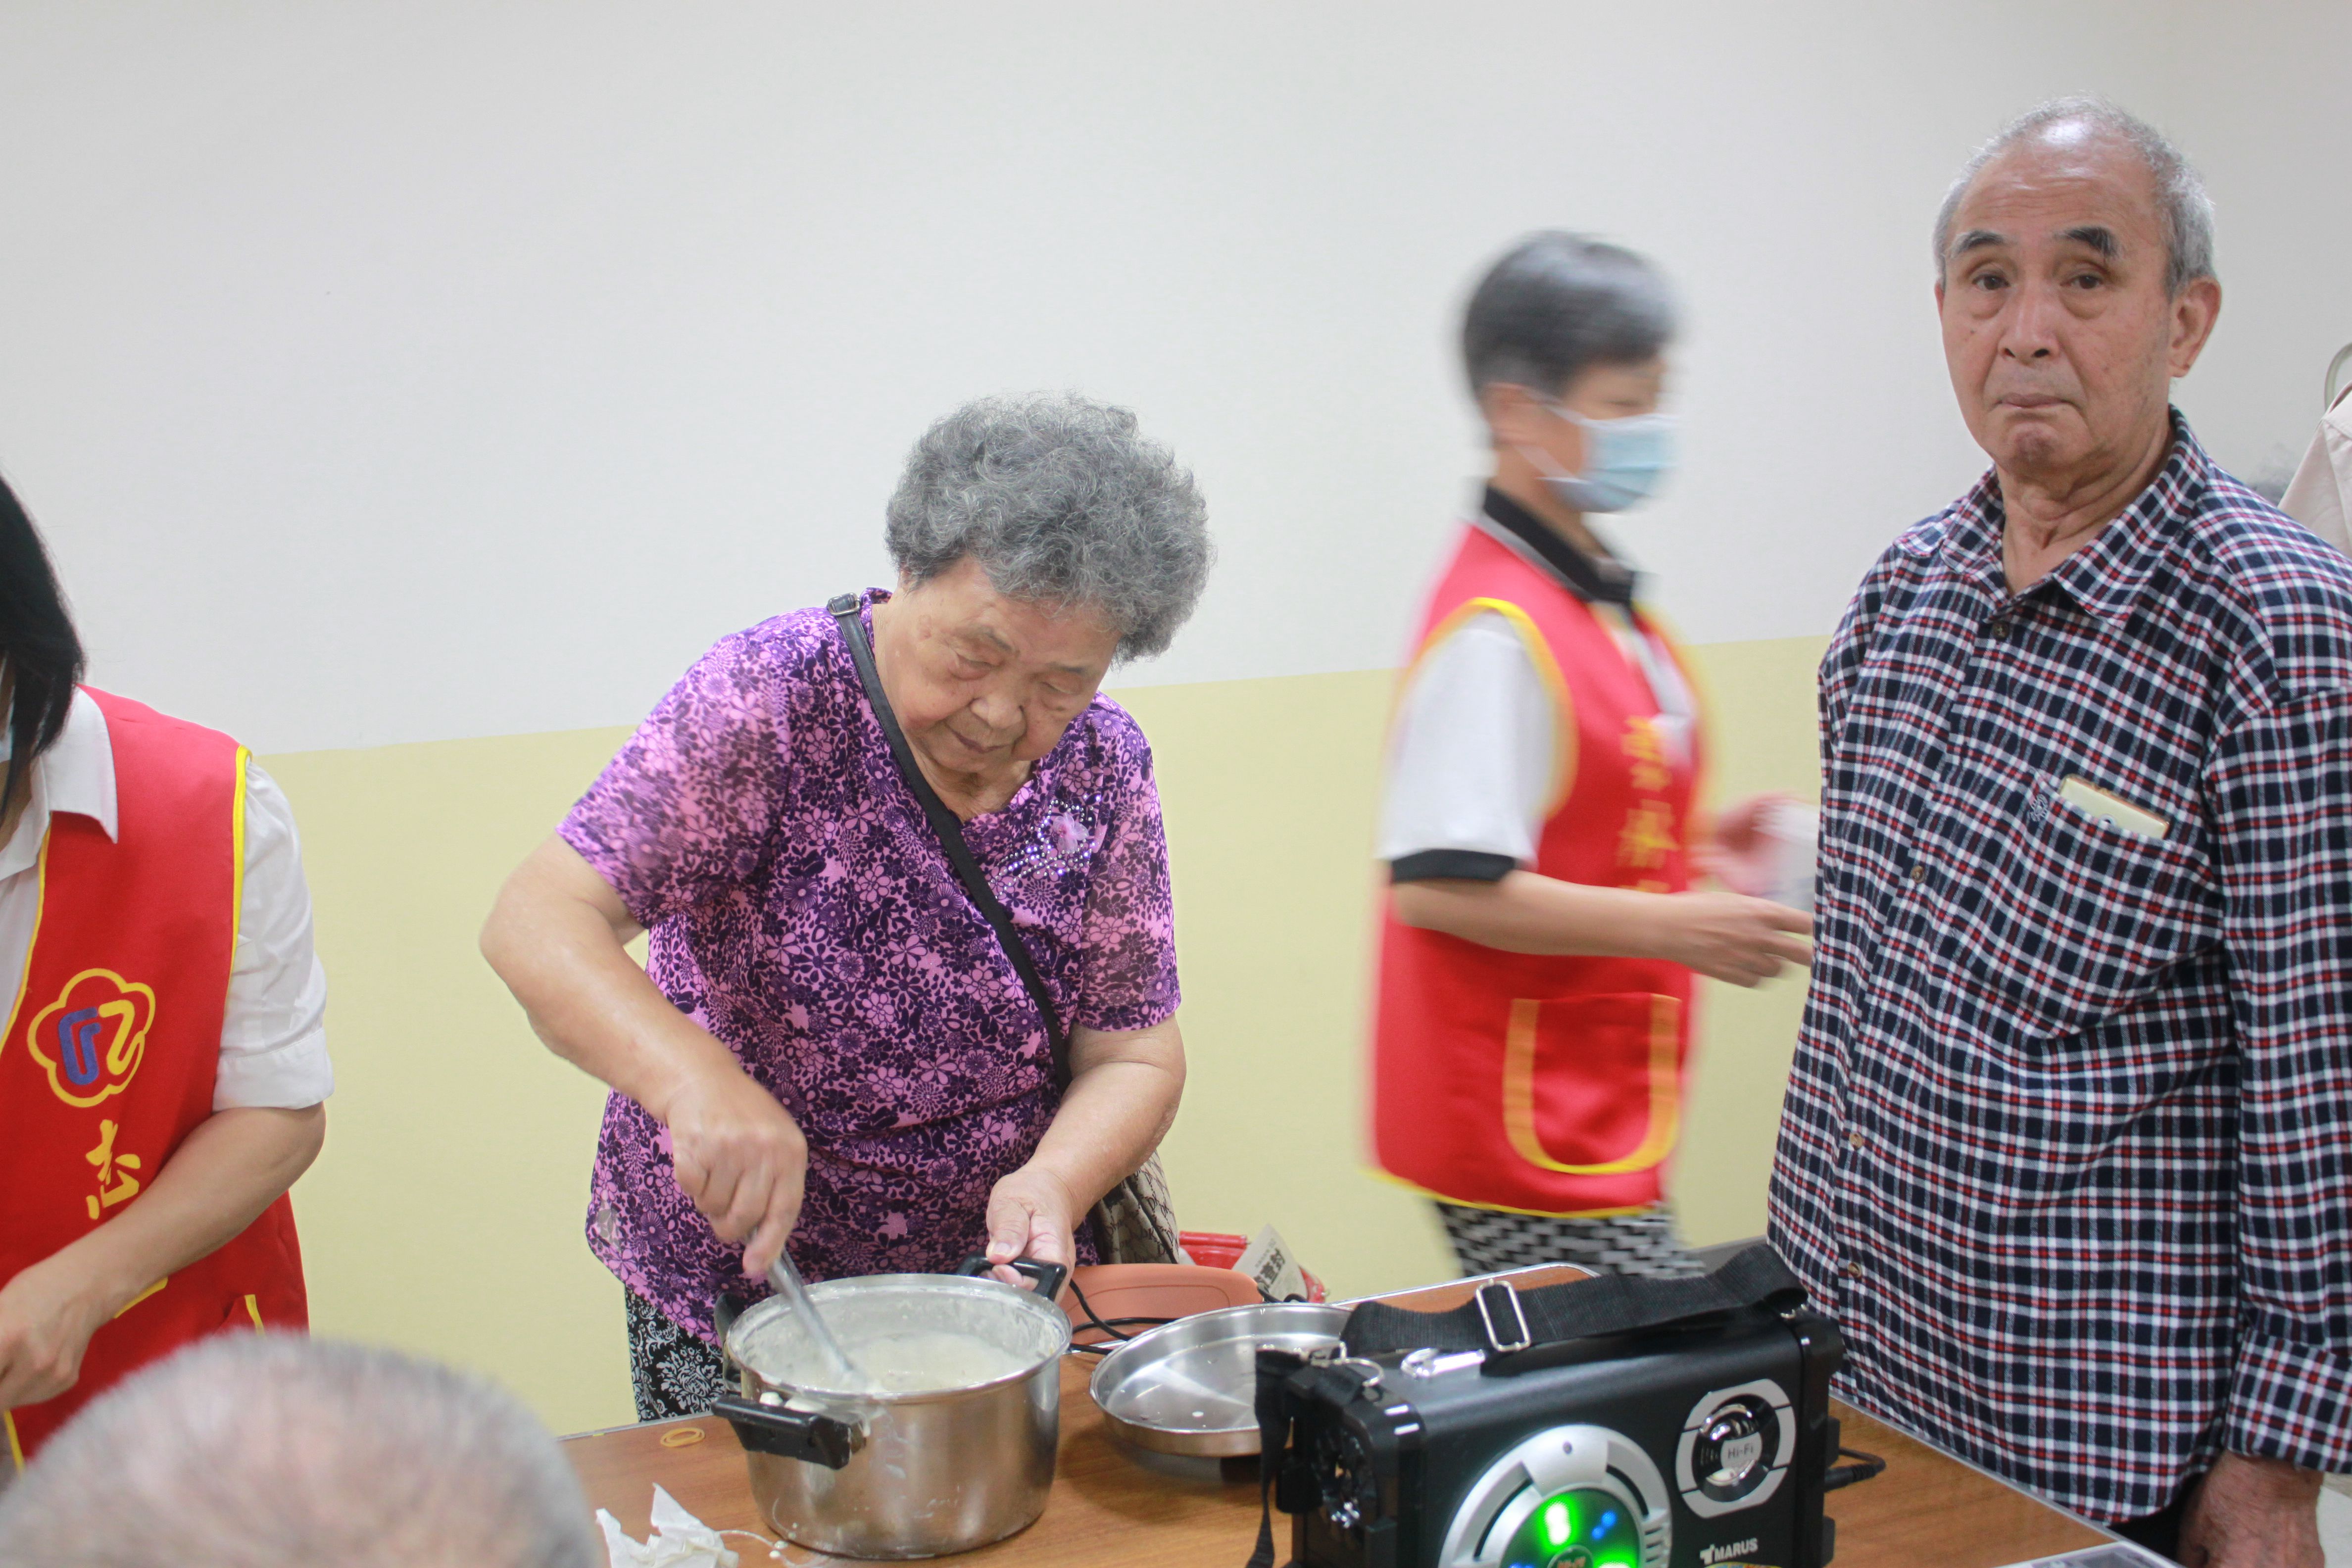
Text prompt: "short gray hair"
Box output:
[[0, 1335, 598, 1568], [1461, 232, 1678, 400], [1933, 96, 2216, 294], [885, 392, 1212, 662]]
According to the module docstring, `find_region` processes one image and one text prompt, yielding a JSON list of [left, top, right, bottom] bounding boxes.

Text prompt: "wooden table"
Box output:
[[570, 1270, 2114, 1567]]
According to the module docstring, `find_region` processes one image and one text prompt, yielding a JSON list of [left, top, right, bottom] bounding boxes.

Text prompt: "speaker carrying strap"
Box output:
[[1341, 1242, 1806, 1359], [829, 594, 1074, 1087], [1244, 1349, 1302, 1568]]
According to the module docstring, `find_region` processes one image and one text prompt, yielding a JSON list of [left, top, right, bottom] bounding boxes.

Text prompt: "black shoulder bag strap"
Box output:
[[828, 595, 1074, 1087], [1340, 1241, 1807, 1360]]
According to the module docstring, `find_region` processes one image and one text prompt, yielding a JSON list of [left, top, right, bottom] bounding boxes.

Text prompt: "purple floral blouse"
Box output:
[[560, 592, 1181, 1341]]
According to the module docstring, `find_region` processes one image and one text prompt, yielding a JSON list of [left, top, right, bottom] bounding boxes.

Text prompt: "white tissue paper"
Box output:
[[597, 1484, 742, 1568]]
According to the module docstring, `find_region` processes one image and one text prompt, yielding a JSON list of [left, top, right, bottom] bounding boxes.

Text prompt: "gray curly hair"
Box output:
[[884, 392, 1213, 662], [1934, 96, 2215, 295]]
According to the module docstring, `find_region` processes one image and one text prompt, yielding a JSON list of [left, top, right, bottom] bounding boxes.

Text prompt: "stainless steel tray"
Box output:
[[1087, 1302, 1352, 1457]]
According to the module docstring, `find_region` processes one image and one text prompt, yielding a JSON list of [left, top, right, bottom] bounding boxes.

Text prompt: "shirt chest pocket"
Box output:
[[1962, 787, 2221, 1041]]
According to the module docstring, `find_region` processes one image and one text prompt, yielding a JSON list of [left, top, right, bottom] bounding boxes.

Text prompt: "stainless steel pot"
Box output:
[[714, 1259, 1070, 1560]]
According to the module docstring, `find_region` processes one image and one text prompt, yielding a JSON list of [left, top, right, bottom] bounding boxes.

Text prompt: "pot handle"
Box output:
[[712, 1394, 864, 1470], [955, 1255, 1069, 1301]]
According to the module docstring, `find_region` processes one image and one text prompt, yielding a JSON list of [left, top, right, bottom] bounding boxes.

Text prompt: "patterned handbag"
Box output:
[[1088, 1148, 1184, 1266], [830, 596, 1182, 1266]]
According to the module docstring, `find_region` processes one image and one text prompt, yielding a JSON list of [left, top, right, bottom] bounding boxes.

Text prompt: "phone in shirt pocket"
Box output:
[[1971, 773, 2220, 1044], [2055, 775, 2169, 839]]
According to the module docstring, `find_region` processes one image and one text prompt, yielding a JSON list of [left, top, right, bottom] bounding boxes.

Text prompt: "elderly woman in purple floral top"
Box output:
[[482, 393, 1211, 1419]]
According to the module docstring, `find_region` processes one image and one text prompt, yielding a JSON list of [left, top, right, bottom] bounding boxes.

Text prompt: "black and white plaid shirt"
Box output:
[[1769, 414, 2352, 1521]]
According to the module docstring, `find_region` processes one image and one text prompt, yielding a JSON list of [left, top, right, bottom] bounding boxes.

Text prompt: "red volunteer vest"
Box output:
[[0, 687, 307, 1468], [1372, 525, 1704, 1216]]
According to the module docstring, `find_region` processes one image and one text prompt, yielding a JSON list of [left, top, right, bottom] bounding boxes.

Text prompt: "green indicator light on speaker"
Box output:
[[1509, 1485, 1642, 1568]]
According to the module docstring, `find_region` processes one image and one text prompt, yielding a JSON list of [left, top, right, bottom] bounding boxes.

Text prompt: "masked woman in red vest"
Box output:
[[1372, 235, 1812, 1278], [0, 478, 325, 1469]]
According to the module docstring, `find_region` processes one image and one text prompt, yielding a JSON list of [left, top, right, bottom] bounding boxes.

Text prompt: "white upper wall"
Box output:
[[2154, 4, 2352, 495], [0, 1, 2333, 753]]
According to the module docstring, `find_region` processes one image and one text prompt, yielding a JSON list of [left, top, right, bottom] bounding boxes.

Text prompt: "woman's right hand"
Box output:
[[1651, 892, 1813, 986], [662, 1066, 809, 1279]]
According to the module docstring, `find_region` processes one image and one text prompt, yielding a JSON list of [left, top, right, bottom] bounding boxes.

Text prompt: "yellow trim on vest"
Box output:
[[3, 1409, 22, 1473], [1358, 1164, 1659, 1221], [1637, 602, 1712, 817], [242, 1294, 265, 1329], [227, 747, 250, 986], [1404, 596, 1579, 816], [0, 832, 51, 1074], [114, 1276, 168, 1318], [1501, 993, 1682, 1176]]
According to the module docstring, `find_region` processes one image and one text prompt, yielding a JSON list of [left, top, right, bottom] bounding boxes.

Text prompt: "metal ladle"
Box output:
[[766, 1250, 872, 1392]]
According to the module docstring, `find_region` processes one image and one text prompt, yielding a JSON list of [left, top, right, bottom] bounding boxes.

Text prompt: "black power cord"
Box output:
[[1822, 1446, 1887, 1492], [1064, 1273, 1182, 1355]]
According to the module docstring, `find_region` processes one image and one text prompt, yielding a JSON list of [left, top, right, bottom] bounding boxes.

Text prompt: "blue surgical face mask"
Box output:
[[1524, 403, 1677, 514]]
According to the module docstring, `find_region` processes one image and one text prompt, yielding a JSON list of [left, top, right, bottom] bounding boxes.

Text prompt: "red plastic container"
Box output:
[[1176, 1230, 1327, 1302]]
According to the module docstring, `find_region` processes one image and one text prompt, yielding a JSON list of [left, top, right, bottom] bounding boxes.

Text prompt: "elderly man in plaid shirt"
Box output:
[[1769, 97, 2349, 1567]]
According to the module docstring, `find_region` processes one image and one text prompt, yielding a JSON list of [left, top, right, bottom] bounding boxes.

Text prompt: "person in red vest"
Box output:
[[0, 475, 326, 1470], [1372, 233, 1812, 1278]]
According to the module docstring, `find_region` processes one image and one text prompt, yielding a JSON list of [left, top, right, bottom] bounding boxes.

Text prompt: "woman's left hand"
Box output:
[[979, 1018, 1184, 1289], [982, 1164, 1083, 1287]]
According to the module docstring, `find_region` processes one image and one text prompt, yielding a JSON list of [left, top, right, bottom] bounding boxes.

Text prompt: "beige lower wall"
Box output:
[[269, 726, 638, 1435], [264, 633, 1827, 1434]]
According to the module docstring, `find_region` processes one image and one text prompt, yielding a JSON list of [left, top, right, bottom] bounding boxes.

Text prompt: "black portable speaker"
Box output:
[[1250, 1245, 1861, 1568]]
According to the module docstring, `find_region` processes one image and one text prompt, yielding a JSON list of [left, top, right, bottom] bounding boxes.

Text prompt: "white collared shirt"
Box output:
[[0, 691, 332, 1110]]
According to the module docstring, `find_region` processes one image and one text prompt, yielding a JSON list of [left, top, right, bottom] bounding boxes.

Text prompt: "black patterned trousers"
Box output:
[[1433, 1200, 1705, 1279], [624, 1289, 736, 1422]]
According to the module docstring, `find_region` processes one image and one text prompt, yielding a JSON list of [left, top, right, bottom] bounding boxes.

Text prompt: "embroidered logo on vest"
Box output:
[[26, 968, 157, 1108]]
